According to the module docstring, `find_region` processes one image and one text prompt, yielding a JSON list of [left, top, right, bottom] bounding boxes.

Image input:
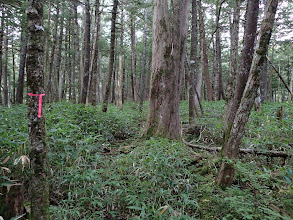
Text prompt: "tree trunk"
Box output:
[[225, 0, 240, 104], [117, 4, 124, 110], [26, 1, 50, 218], [0, 6, 3, 105], [16, 32, 27, 104], [3, 24, 8, 106], [44, 0, 51, 75], [69, 0, 79, 103], [139, 8, 148, 111], [214, 0, 224, 101], [89, 0, 100, 106], [189, 0, 198, 123], [144, 0, 190, 139], [102, 0, 118, 112], [56, 10, 64, 101], [223, 0, 259, 146], [217, 0, 279, 187], [80, 0, 91, 104], [260, 56, 268, 103], [47, 0, 59, 103], [130, 14, 136, 102], [198, 0, 213, 101]]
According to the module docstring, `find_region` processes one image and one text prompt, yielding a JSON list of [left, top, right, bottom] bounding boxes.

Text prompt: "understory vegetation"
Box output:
[[1, 101, 293, 219]]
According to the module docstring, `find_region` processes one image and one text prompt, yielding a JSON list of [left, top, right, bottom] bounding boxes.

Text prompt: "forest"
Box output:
[[0, 0, 292, 219]]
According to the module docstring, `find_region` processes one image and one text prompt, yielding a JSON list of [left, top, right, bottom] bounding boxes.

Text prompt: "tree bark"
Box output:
[[223, 0, 259, 147], [88, 0, 100, 106], [214, 0, 224, 101], [0, 6, 3, 105], [198, 0, 213, 101], [69, 0, 79, 103], [26, 0, 50, 218], [47, 0, 59, 103], [217, 0, 279, 187], [130, 14, 136, 102], [139, 8, 148, 111], [56, 9, 64, 101], [144, 0, 190, 139], [80, 0, 91, 104], [3, 24, 8, 106], [260, 56, 268, 103], [189, 0, 198, 123], [117, 4, 124, 110], [16, 31, 27, 104], [102, 0, 118, 112]]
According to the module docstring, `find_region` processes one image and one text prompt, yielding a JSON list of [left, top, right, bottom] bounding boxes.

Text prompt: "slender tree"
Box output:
[[47, 0, 59, 102], [102, 0, 118, 112], [198, 0, 213, 101], [188, 0, 199, 122], [117, 3, 124, 110], [130, 14, 136, 101], [89, 0, 101, 106], [225, 0, 241, 106], [144, 0, 190, 139], [3, 24, 8, 106], [217, 0, 278, 187], [26, 0, 50, 218], [80, 0, 91, 104], [139, 7, 148, 111]]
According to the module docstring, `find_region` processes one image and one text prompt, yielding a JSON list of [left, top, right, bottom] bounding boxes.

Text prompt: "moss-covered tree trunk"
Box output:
[[217, 0, 279, 187], [144, 0, 190, 139], [26, 1, 50, 219]]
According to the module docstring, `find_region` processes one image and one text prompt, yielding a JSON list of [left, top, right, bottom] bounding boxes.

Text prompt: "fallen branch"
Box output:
[[182, 137, 292, 159]]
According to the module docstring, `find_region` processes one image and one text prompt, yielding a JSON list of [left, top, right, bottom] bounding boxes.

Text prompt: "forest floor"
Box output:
[[1, 100, 293, 219]]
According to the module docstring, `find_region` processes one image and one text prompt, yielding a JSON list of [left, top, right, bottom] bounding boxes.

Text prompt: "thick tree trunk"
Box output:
[[189, 0, 198, 123], [80, 0, 91, 104], [144, 0, 190, 139], [26, 1, 50, 219], [130, 15, 136, 102], [198, 0, 213, 101], [217, 0, 279, 187], [102, 0, 118, 112], [139, 8, 148, 111], [223, 0, 259, 146], [89, 0, 100, 106]]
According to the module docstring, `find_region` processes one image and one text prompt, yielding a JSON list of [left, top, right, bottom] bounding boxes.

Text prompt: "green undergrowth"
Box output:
[[0, 101, 292, 219]]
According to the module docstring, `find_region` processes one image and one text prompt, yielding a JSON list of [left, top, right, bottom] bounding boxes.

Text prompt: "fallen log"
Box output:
[[182, 137, 292, 159]]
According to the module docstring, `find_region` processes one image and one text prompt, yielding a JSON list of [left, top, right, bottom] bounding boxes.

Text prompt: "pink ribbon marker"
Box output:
[[27, 93, 45, 118]]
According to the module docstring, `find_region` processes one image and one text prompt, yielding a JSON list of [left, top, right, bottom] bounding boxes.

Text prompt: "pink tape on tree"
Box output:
[[28, 93, 45, 118]]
